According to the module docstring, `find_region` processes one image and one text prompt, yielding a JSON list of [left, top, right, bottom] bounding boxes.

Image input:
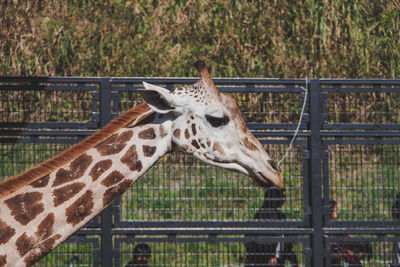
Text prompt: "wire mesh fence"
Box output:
[[114, 236, 310, 267], [326, 236, 400, 267], [0, 77, 399, 266], [117, 142, 305, 224], [0, 139, 76, 178], [34, 236, 99, 267], [325, 141, 400, 223]]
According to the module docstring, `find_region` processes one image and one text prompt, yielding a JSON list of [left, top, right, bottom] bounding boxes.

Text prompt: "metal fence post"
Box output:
[[100, 78, 113, 267], [309, 79, 324, 266]]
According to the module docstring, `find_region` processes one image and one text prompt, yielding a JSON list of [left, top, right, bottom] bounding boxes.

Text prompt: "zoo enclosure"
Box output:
[[0, 77, 399, 266]]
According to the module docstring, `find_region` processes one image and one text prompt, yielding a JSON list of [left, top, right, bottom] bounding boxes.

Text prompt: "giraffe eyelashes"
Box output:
[[205, 114, 230, 128]]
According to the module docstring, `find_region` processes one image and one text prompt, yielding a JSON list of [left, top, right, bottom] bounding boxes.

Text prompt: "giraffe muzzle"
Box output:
[[252, 170, 284, 189]]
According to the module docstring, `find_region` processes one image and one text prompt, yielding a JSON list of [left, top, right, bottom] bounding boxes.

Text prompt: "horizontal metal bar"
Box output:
[[113, 220, 307, 228], [323, 123, 400, 130], [0, 129, 311, 137], [114, 236, 310, 244], [0, 130, 96, 136], [113, 84, 308, 93], [319, 79, 400, 85], [323, 138, 400, 145], [258, 138, 308, 145], [0, 137, 83, 144], [323, 228, 400, 235], [0, 84, 97, 91], [110, 77, 309, 84], [321, 131, 400, 137], [247, 122, 308, 130], [64, 236, 100, 244], [217, 86, 307, 93], [78, 227, 400, 236], [2, 77, 398, 85], [75, 228, 102, 235], [326, 220, 400, 228], [111, 227, 313, 235], [0, 77, 102, 83], [253, 131, 311, 137], [322, 86, 400, 93], [0, 122, 98, 129]]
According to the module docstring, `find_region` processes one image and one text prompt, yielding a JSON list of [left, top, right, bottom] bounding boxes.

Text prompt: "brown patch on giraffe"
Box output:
[[138, 127, 156, 139], [24, 234, 61, 266], [5, 191, 44, 225], [191, 124, 197, 135], [191, 140, 200, 149], [103, 179, 133, 207], [35, 213, 54, 240], [95, 130, 133, 156], [184, 129, 190, 139], [65, 190, 94, 226], [101, 170, 124, 187], [53, 182, 85, 207], [0, 255, 6, 266], [213, 142, 225, 155], [0, 219, 15, 245], [121, 145, 143, 172], [53, 153, 93, 187], [207, 140, 211, 147], [143, 145, 157, 157], [89, 159, 112, 181], [16, 233, 35, 256], [173, 128, 181, 138], [159, 125, 168, 137], [30, 174, 50, 188], [242, 137, 258, 151], [199, 140, 206, 148]]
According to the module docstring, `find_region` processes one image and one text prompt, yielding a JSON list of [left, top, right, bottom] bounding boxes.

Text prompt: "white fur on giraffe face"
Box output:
[[142, 73, 283, 189]]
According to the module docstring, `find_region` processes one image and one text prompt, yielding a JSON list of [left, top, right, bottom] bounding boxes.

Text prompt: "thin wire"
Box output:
[[277, 78, 309, 167]]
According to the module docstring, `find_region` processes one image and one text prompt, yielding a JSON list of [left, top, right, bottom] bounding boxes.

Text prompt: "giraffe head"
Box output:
[[138, 61, 283, 188]]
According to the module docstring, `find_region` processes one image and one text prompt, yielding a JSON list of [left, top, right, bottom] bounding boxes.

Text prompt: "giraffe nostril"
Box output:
[[268, 160, 280, 172]]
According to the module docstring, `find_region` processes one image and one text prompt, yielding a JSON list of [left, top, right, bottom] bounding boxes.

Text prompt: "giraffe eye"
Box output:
[[205, 114, 229, 127]]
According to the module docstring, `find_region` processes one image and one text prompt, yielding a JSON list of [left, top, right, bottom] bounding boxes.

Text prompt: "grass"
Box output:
[[0, 1, 399, 78]]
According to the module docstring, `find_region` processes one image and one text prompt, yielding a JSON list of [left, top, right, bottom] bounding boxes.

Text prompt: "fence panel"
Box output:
[[1, 77, 399, 266]]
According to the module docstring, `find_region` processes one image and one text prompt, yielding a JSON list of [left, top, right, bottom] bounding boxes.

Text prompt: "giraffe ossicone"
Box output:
[[0, 60, 282, 266]]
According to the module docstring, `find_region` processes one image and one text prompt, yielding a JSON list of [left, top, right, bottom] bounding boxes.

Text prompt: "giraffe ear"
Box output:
[[138, 82, 177, 114]]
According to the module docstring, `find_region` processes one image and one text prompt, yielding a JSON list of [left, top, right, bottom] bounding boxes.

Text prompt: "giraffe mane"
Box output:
[[0, 103, 153, 198]]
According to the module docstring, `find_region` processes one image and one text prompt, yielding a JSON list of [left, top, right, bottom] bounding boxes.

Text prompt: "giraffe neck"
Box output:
[[0, 116, 172, 267]]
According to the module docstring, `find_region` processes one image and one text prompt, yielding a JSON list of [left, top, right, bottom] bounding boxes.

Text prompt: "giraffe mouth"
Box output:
[[251, 171, 284, 189], [200, 152, 284, 189]]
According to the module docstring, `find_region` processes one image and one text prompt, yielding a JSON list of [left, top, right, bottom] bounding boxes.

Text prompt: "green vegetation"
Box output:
[[1, 1, 399, 77]]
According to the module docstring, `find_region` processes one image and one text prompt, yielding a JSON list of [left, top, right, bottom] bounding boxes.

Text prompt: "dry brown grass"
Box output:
[[0, 0, 399, 78]]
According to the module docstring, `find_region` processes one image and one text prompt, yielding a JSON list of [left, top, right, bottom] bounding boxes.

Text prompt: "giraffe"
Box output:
[[0, 61, 283, 267]]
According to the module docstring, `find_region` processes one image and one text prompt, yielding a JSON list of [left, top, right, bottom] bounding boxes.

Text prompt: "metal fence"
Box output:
[[0, 77, 399, 266]]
